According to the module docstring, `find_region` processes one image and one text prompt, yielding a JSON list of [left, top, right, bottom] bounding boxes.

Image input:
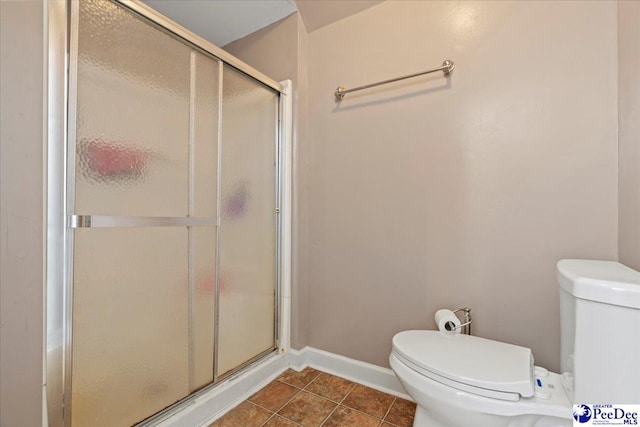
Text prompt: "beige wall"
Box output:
[[225, 12, 311, 349], [618, 0, 640, 271], [306, 1, 618, 372], [224, 13, 298, 85], [0, 1, 631, 422], [0, 0, 46, 425]]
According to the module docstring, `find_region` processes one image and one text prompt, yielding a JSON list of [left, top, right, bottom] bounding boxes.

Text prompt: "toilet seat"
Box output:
[[392, 331, 534, 402]]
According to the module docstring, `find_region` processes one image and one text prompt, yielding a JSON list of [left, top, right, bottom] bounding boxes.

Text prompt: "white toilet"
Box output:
[[390, 259, 640, 427]]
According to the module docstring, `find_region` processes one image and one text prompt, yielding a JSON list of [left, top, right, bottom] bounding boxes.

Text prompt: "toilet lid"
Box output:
[[392, 331, 534, 400]]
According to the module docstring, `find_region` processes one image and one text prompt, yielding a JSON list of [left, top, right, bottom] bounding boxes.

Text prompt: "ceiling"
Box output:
[[294, 0, 383, 32], [141, 0, 298, 47], [141, 0, 384, 47]]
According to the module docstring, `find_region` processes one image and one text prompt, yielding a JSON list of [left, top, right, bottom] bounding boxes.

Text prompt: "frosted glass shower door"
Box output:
[[64, 0, 281, 425], [217, 66, 279, 376], [70, 1, 219, 426]]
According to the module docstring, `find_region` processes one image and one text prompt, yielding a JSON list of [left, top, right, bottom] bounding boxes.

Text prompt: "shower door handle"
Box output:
[[68, 215, 216, 228]]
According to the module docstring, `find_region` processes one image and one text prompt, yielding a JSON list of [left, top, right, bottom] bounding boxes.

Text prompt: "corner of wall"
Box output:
[[291, 12, 310, 349]]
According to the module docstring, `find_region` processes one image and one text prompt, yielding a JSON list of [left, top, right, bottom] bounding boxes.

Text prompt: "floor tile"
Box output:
[[384, 398, 416, 427], [249, 380, 300, 412], [277, 391, 336, 427], [208, 401, 272, 427], [341, 384, 395, 418], [304, 373, 355, 402], [321, 405, 380, 427], [277, 367, 321, 388], [261, 414, 301, 427]]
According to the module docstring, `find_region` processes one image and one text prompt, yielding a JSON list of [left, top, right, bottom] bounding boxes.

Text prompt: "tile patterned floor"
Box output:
[[209, 367, 416, 427]]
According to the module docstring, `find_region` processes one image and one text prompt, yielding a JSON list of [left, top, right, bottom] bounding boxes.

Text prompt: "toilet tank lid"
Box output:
[[392, 330, 534, 397], [557, 259, 640, 309]]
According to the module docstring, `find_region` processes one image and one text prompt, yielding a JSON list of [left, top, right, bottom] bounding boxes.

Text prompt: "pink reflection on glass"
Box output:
[[195, 274, 215, 295], [77, 137, 151, 182], [184, 273, 227, 296]]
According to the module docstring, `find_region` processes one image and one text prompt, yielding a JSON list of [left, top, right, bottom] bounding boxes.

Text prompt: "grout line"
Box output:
[[251, 368, 401, 427], [277, 378, 305, 391], [267, 383, 304, 425], [338, 383, 357, 405], [336, 385, 399, 424], [300, 390, 341, 404], [317, 382, 357, 427], [258, 386, 304, 427], [301, 383, 353, 405], [381, 397, 397, 424], [303, 375, 320, 391], [279, 387, 304, 412], [215, 401, 274, 427], [277, 368, 322, 390], [305, 370, 323, 387], [259, 410, 305, 427], [338, 403, 388, 423], [250, 400, 276, 414], [271, 414, 305, 427], [317, 406, 338, 427], [302, 371, 323, 391], [261, 370, 330, 426], [258, 413, 277, 427], [302, 371, 361, 404]]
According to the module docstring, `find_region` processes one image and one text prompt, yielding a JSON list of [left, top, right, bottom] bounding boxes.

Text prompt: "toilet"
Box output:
[[390, 259, 640, 427]]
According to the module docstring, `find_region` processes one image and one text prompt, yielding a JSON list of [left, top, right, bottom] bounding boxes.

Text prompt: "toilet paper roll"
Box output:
[[435, 309, 461, 334]]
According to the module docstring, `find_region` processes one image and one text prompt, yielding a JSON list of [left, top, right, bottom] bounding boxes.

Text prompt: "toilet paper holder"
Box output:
[[450, 307, 472, 335]]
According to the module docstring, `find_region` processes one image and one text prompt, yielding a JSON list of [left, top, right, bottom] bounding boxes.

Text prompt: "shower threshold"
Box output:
[[138, 347, 286, 427]]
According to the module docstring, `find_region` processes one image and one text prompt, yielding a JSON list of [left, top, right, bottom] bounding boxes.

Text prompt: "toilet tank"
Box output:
[[557, 259, 640, 404]]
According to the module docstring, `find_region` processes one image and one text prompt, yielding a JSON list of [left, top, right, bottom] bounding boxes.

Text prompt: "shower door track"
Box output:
[[46, 1, 293, 426]]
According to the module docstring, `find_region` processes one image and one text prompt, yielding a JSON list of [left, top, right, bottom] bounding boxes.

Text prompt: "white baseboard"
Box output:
[[287, 346, 412, 401], [159, 347, 411, 426]]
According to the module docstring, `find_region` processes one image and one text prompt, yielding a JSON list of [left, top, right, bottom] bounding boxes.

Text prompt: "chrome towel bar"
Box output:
[[334, 59, 455, 100]]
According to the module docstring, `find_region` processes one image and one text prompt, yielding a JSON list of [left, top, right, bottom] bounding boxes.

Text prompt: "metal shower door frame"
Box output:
[[46, 1, 290, 426]]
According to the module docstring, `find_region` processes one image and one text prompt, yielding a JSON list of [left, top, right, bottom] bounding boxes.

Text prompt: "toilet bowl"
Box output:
[[390, 331, 571, 427], [389, 259, 640, 427]]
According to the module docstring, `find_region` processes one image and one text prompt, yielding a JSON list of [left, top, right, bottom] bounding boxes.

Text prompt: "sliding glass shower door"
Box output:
[[217, 66, 278, 376], [65, 1, 280, 425]]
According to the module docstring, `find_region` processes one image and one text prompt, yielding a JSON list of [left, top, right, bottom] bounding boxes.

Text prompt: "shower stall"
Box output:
[[46, 1, 291, 426]]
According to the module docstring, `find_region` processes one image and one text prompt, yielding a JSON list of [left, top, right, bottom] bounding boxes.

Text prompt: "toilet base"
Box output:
[[413, 405, 448, 427], [413, 403, 515, 427], [413, 406, 569, 427]]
